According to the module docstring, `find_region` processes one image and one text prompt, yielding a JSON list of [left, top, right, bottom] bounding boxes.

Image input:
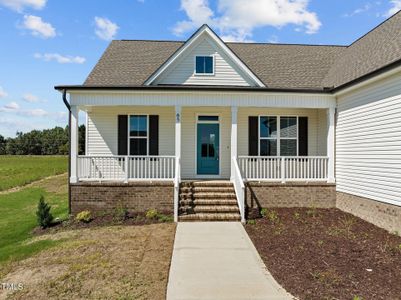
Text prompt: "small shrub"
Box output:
[[145, 208, 159, 220], [306, 207, 317, 218], [114, 204, 129, 221], [353, 296, 362, 300], [247, 219, 256, 225], [266, 210, 279, 224], [294, 212, 301, 220], [76, 210, 92, 223], [36, 195, 54, 229], [392, 231, 400, 237], [157, 214, 174, 223], [260, 208, 268, 217]]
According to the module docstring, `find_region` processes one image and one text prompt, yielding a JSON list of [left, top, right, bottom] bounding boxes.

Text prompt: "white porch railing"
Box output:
[[77, 155, 176, 181], [238, 156, 329, 182], [232, 157, 245, 223], [173, 157, 181, 222]]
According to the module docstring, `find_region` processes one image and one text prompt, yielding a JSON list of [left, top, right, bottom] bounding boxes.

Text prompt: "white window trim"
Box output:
[[258, 115, 299, 157], [128, 114, 149, 156], [194, 55, 215, 76]]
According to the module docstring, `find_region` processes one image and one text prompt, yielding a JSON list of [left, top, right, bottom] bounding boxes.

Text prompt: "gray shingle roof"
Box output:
[[83, 12, 401, 90], [323, 11, 401, 88]]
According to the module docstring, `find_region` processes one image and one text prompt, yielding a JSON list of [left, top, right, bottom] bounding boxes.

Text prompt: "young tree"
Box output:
[[36, 195, 54, 228]]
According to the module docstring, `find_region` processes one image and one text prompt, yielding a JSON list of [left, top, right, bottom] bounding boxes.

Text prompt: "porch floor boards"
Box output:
[[178, 181, 241, 222]]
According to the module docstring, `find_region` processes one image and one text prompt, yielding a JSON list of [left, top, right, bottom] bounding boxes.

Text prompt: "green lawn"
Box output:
[[0, 173, 68, 264], [0, 155, 67, 191]]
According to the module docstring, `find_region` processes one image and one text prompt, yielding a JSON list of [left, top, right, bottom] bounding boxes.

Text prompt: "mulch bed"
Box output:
[[33, 212, 173, 236], [245, 208, 401, 300]]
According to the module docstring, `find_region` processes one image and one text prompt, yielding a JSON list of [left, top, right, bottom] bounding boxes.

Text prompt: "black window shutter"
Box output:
[[248, 116, 258, 156], [149, 115, 159, 155], [118, 115, 128, 155], [298, 117, 308, 156]]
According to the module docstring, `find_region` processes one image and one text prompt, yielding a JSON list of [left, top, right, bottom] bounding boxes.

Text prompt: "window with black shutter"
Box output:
[[249, 116, 308, 156]]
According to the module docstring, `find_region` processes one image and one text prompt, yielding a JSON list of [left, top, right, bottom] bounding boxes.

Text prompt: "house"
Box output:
[[56, 12, 401, 231]]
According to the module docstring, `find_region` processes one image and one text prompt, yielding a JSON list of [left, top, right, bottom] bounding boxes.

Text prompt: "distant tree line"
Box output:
[[0, 125, 85, 155]]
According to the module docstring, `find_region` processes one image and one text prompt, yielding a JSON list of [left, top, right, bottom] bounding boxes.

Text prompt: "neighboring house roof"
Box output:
[[75, 11, 401, 92]]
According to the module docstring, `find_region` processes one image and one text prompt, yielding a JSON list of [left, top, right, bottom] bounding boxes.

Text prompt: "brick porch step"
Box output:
[[180, 205, 240, 213], [181, 181, 233, 187], [180, 186, 234, 193], [178, 213, 241, 222], [179, 199, 238, 206], [191, 192, 237, 199], [178, 181, 241, 222]]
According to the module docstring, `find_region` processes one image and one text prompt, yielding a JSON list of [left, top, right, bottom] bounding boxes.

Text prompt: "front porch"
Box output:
[[68, 92, 336, 222]]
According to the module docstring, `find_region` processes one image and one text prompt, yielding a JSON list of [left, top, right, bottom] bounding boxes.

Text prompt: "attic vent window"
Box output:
[[195, 56, 214, 75]]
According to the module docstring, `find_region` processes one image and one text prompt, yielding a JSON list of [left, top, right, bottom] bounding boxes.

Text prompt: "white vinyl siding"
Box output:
[[154, 37, 254, 86], [336, 71, 401, 207], [237, 108, 327, 157], [87, 106, 175, 156]]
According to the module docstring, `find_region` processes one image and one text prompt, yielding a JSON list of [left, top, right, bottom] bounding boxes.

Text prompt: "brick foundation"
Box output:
[[70, 181, 174, 215], [337, 192, 401, 233], [245, 182, 336, 215]]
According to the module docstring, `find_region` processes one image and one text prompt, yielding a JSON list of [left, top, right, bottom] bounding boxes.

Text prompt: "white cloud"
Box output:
[[21, 15, 56, 38], [0, 86, 7, 98], [22, 108, 48, 117], [94, 17, 119, 41], [22, 93, 45, 103], [386, 0, 401, 17], [344, 3, 372, 17], [34, 53, 86, 64], [4, 101, 20, 110], [0, 0, 46, 12], [173, 0, 321, 42]]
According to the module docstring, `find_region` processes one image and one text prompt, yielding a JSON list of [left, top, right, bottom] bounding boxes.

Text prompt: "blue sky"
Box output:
[[0, 0, 400, 137]]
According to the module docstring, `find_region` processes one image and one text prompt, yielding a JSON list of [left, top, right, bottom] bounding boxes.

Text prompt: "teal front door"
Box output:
[[197, 123, 219, 175]]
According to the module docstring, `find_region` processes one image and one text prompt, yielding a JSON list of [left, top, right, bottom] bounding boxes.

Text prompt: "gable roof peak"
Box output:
[[144, 24, 266, 87]]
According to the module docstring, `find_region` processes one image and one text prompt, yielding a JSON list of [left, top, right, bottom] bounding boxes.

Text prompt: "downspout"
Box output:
[[62, 89, 72, 215]]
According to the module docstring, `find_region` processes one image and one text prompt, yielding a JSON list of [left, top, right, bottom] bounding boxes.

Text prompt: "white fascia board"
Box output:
[[144, 25, 265, 87]]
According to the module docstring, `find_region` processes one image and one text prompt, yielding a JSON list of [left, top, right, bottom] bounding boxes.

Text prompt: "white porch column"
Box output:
[[327, 107, 335, 183], [230, 106, 238, 180], [70, 105, 79, 183], [175, 106, 181, 160]]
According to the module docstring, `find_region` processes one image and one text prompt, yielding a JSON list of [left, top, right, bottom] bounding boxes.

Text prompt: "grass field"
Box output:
[[0, 155, 67, 191], [0, 174, 69, 264], [0, 156, 176, 299]]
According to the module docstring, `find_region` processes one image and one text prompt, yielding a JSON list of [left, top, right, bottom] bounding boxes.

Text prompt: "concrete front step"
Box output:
[[180, 199, 238, 206], [180, 205, 240, 213], [179, 213, 241, 221]]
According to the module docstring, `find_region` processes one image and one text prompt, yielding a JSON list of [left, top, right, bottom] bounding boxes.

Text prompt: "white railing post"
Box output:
[[232, 156, 245, 223], [70, 105, 79, 183], [230, 106, 238, 181], [327, 107, 336, 183], [174, 105, 182, 223], [124, 156, 129, 183], [281, 157, 286, 183]]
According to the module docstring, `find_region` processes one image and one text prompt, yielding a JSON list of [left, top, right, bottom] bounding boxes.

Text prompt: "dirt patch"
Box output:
[[0, 173, 67, 195], [245, 208, 401, 300], [33, 212, 174, 236], [1, 224, 176, 300]]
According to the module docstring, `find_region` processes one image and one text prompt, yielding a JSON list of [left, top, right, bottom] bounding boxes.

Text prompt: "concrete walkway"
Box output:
[[167, 222, 293, 300]]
